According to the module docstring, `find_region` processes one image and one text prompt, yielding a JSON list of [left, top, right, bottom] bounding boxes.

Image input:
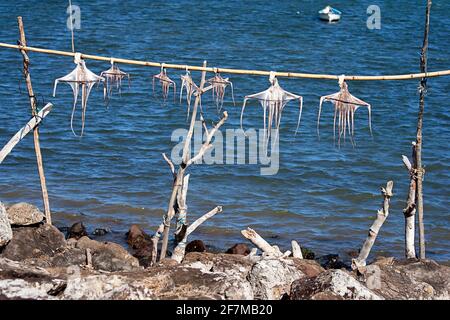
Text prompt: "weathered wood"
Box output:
[[17, 16, 52, 225], [0, 104, 52, 164], [171, 206, 223, 263], [352, 181, 394, 269], [241, 228, 281, 256], [158, 61, 208, 260], [291, 240, 303, 259], [416, 0, 432, 260], [402, 142, 417, 259]]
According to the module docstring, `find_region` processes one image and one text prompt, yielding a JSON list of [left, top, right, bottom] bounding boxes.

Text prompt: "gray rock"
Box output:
[[0, 202, 13, 247], [7, 202, 44, 226], [290, 269, 383, 300]]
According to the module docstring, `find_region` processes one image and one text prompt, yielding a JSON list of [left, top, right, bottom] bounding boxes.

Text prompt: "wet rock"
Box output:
[[301, 247, 315, 260], [185, 240, 206, 253], [1, 223, 66, 261], [126, 225, 153, 268], [6, 202, 44, 226], [67, 222, 88, 240], [290, 269, 382, 300], [225, 243, 250, 255], [317, 254, 349, 270], [76, 236, 140, 272], [358, 258, 450, 300], [0, 202, 13, 247], [92, 228, 110, 236]]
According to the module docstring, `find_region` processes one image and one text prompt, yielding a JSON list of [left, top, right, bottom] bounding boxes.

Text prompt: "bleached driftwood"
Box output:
[[352, 181, 394, 270], [0, 103, 52, 164], [241, 228, 281, 257], [171, 206, 223, 263], [402, 142, 417, 259], [291, 240, 303, 259]]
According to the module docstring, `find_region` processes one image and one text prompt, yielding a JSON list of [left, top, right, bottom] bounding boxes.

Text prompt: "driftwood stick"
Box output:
[[174, 174, 190, 241], [241, 228, 280, 256], [415, 0, 432, 260], [402, 142, 417, 259], [151, 223, 164, 266], [352, 181, 394, 269], [162, 152, 175, 176], [0, 104, 52, 164], [159, 61, 208, 260], [171, 206, 223, 263], [291, 240, 303, 259], [17, 17, 52, 225], [186, 111, 228, 166]]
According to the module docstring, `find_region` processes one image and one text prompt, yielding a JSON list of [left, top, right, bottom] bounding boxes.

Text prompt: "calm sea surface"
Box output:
[[0, 1, 448, 262]]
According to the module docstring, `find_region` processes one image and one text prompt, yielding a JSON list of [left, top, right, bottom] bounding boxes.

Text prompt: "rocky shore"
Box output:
[[0, 202, 449, 300]]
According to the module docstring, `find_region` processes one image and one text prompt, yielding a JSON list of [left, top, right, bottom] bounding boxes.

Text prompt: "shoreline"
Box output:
[[1, 201, 449, 300]]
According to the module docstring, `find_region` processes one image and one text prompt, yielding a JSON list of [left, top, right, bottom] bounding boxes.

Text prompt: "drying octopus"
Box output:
[[317, 76, 372, 147], [179, 69, 200, 118], [152, 65, 176, 100], [100, 59, 130, 106], [53, 53, 105, 137], [206, 69, 235, 112], [240, 72, 303, 151]]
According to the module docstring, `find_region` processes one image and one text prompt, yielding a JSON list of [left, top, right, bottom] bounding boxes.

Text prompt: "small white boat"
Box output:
[[319, 6, 341, 22]]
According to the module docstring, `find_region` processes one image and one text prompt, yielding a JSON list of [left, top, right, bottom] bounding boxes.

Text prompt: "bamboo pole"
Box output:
[[0, 42, 449, 81], [17, 17, 52, 225], [416, 0, 432, 260]]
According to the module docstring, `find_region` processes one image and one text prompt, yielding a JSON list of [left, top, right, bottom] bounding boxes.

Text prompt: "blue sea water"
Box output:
[[0, 1, 448, 262]]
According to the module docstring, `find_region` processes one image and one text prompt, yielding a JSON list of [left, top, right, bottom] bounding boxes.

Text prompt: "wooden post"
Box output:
[[159, 61, 208, 260], [17, 17, 52, 224], [352, 181, 394, 269], [416, 0, 432, 259]]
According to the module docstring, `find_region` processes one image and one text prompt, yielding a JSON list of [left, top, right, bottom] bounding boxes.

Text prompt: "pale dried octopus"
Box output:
[[240, 72, 303, 151], [179, 69, 199, 118], [206, 69, 235, 112], [100, 59, 130, 106], [152, 65, 176, 100], [318, 76, 372, 147], [53, 53, 105, 137]]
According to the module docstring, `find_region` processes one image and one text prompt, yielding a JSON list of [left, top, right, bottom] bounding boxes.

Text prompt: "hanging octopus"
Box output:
[[207, 69, 235, 112], [152, 64, 176, 101], [100, 59, 130, 106], [240, 72, 303, 151], [179, 69, 199, 118], [53, 53, 105, 137], [317, 76, 372, 147]]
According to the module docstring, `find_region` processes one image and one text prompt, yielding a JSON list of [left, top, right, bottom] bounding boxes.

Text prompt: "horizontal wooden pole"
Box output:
[[0, 103, 52, 164], [1, 42, 450, 81]]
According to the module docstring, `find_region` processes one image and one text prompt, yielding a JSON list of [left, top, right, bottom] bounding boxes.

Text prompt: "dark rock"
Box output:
[[67, 222, 88, 240], [126, 225, 153, 267], [301, 247, 315, 260], [92, 228, 110, 236], [225, 243, 250, 255], [185, 240, 206, 253], [1, 223, 66, 261], [317, 254, 349, 270], [76, 236, 140, 272], [126, 225, 151, 249]]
